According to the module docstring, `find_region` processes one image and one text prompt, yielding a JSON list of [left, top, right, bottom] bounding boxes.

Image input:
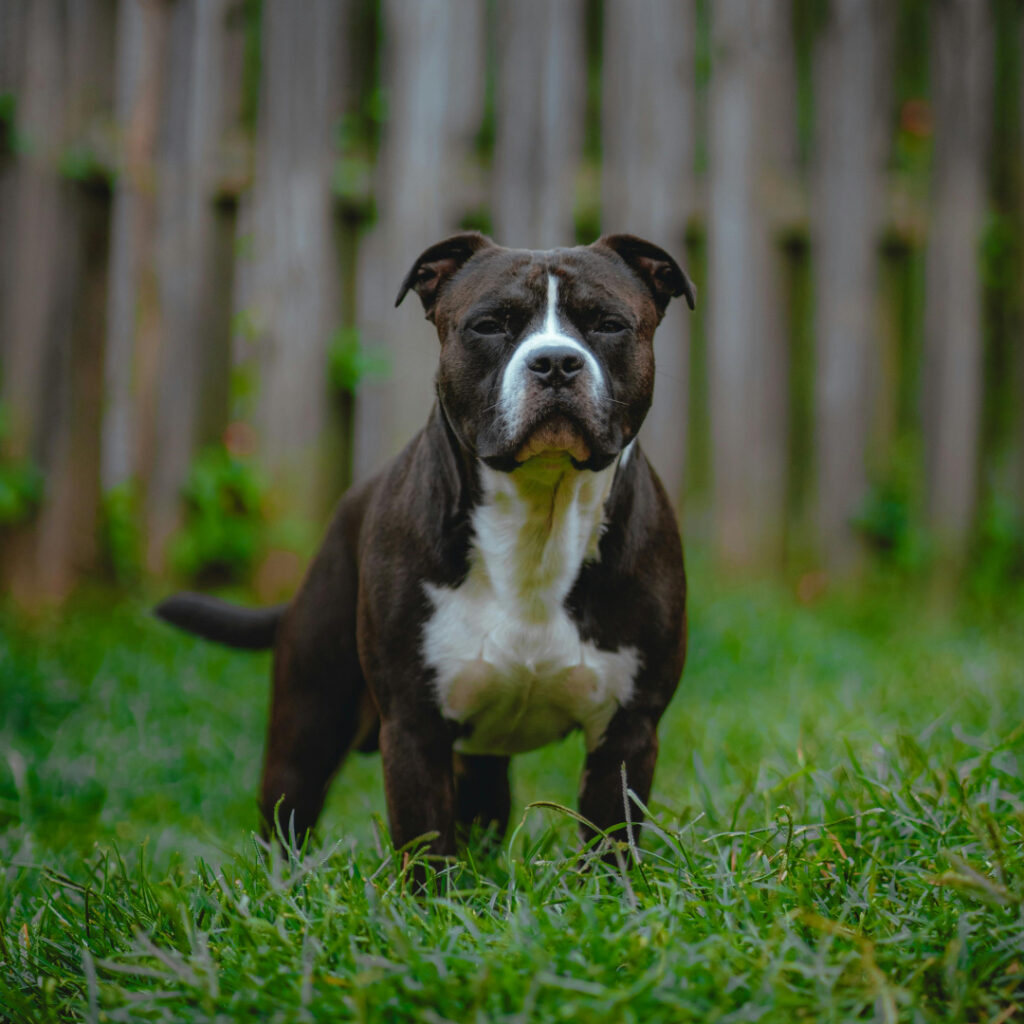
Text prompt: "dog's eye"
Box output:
[[595, 317, 630, 335], [468, 317, 505, 337], [470, 317, 506, 336]]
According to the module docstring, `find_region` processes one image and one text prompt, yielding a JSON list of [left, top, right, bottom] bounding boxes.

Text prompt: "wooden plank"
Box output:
[[231, 0, 344, 517], [1017, 316, 1024, 512], [811, 0, 892, 572], [145, 0, 235, 569], [1014, 9, 1024, 518], [102, 0, 171, 497], [923, 0, 992, 561], [0, 0, 116, 600], [601, 0, 696, 508], [492, 0, 585, 249], [58, 0, 116, 589], [1018, 7, 1024, 515], [1, 0, 67, 467], [352, 0, 486, 481], [0, 0, 26, 103], [706, 0, 797, 569], [0, 0, 28, 366]]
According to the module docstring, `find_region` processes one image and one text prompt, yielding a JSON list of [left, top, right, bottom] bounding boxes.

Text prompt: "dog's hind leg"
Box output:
[[260, 629, 371, 845], [258, 499, 372, 845]]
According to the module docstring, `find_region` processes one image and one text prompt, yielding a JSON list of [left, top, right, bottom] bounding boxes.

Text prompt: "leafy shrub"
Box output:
[[969, 490, 1024, 604], [853, 479, 931, 574], [0, 403, 43, 528], [169, 445, 268, 585], [327, 326, 389, 396], [100, 480, 143, 585]]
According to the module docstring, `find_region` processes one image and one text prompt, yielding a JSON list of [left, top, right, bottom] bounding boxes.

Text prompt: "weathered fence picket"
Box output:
[[354, 0, 486, 480], [232, 0, 345, 521], [811, 0, 892, 572], [601, 0, 696, 509], [492, 0, 585, 250], [1, 0, 115, 599], [145, 0, 237, 567], [707, 0, 797, 569], [102, 0, 168, 508], [924, 0, 992, 562], [0, 0, 1018, 599], [0, 2, 25, 348]]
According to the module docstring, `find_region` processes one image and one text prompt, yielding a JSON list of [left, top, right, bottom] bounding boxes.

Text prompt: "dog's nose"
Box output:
[[526, 345, 585, 387]]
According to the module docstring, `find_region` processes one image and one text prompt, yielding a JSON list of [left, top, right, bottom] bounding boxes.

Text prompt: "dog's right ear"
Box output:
[[395, 232, 495, 322]]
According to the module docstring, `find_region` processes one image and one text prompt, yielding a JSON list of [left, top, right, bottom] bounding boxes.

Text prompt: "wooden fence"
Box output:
[[0, 0, 1021, 600]]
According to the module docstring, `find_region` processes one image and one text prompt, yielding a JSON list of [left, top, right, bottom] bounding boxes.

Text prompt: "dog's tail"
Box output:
[[154, 592, 284, 651]]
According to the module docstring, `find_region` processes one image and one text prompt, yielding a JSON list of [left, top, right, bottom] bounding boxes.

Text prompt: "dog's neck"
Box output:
[[471, 454, 618, 623]]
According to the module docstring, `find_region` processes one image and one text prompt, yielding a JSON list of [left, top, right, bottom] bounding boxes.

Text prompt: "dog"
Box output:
[[156, 232, 695, 861]]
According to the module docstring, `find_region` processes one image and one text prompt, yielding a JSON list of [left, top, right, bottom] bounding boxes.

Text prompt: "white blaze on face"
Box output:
[[498, 274, 606, 439]]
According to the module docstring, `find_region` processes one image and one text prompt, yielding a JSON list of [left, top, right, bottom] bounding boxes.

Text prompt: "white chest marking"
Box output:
[[422, 456, 639, 756], [498, 275, 606, 441]]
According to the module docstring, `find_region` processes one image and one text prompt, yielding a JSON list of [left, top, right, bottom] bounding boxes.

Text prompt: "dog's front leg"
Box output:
[[578, 707, 659, 854], [379, 715, 456, 867]]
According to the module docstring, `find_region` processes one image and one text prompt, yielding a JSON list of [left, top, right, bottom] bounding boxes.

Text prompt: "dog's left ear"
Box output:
[[395, 231, 495, 321], [595, 234, 697, 318]]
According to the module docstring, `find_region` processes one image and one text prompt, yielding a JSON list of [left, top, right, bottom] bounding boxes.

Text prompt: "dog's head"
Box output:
[[396, 232, 696, 472]]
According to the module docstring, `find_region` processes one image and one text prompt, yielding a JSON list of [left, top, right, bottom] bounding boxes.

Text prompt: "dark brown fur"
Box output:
[[157, 233, 694, 864]]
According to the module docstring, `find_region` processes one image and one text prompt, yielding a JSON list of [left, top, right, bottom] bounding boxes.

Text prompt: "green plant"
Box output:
[[99, 480, 143, 585], [331, 153, 375, 213], [169, 445, 268, 585], [969, 489, 1024, 604], [853, 440, 932, 574], [327, 327, 390, 396], [0, 403, 43, 528], [57, 144, 111, 185], [853, 477, 931, 574], [0, 91, 15, 128], [458, 207, 493, 236], [332, 79, 386, 221], [240, 0, 263, 132], [0, 90, 17, 154]]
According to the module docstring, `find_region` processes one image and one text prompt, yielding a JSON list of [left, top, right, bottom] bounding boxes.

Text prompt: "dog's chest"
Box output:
[[421, 461, 638, 755]]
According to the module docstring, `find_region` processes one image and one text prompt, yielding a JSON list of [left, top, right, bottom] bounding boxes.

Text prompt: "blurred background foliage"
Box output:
[[0, 0, 1021, 608]]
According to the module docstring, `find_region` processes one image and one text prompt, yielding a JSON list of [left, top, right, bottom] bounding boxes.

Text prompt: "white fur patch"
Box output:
[[422, 455, 638, 755], [498, 275, 605, 441]]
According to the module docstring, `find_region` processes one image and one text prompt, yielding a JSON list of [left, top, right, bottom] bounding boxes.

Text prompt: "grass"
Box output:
[[1, 560, 1022, 1022]]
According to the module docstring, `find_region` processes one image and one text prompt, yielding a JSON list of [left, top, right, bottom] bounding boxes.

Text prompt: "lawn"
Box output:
[[1, 561, 1022, 1022]]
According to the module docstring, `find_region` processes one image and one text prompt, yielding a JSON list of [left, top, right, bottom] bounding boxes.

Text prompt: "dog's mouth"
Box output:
[[474, 401, 621, 474], [514, 414, 591, 463]]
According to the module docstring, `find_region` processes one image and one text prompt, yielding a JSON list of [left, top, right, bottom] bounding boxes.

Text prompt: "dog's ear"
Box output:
[[595, 234, 696, 318], [395, 232, 495, 321]]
